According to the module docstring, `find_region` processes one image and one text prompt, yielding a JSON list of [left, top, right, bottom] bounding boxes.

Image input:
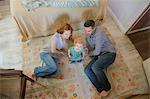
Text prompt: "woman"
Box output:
[[32, 24, 73, 79]]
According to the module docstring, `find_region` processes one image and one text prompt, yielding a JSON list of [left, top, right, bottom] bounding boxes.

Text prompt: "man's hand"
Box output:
[[84, 47, 89, 56]]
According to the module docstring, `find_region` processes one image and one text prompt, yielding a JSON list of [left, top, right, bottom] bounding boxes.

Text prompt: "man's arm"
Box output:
[[85, 37, 94, 52], [90, 33, 103, 56]]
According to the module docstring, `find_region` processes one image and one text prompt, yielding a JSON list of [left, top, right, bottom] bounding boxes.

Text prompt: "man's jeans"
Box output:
[[34, 52, 57, 77], [84, 52, 116, 92]]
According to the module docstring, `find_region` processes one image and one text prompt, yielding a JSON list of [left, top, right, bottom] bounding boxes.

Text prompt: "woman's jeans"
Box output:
[[34, 52, 57, 77], [84, 52, 116, 92]]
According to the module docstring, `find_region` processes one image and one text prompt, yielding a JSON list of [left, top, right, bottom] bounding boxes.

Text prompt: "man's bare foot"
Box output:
[[100, 90, 110, 97]]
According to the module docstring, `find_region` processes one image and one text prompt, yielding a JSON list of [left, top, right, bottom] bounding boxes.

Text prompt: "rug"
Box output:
[[22, 27, 138, 99], [0, 16, 22, 70]]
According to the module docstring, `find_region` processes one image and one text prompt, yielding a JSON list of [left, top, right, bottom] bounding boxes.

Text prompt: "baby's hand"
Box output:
[[68, 49, 71, 58]]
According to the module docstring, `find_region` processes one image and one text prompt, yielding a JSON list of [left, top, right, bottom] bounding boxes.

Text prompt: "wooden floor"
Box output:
[[0, 0, 149, 98], [128, 29, 150, 60]]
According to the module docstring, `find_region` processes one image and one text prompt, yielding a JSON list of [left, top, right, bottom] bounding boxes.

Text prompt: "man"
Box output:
[[84, 20, 116, 97]]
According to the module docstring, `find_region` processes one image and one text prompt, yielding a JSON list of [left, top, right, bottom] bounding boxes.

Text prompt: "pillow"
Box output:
[[21, 0, 98, 11]]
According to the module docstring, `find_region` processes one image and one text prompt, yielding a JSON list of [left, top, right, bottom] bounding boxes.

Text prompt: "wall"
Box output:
[[108, 0, 149, 33]]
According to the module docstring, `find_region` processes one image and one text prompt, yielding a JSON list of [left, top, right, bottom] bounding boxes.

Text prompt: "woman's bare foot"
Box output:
[[100, 90, 110, 97], [31, 74, 37, 81]]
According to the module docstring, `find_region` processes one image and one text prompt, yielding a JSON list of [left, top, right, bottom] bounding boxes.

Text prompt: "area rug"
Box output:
[[0, 16, 22, 70], [22, 27, 137, 99]]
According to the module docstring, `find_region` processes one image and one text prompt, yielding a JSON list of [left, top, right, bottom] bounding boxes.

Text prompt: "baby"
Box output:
[[68, 36, 85, 64]]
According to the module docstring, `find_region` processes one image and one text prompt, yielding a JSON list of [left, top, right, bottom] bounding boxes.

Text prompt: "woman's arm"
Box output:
[[50, 38, 66, 56], [51, 38, 57, 53]]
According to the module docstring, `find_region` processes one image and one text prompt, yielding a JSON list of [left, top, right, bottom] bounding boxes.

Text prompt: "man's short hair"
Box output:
[[84, 20, 95, 28]]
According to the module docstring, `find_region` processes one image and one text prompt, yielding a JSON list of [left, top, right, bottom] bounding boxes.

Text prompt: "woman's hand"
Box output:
[[56, 48, 67, 56], [60, 51, 68, 57]]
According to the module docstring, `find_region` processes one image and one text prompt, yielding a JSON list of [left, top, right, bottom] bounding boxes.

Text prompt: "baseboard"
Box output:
[[127, 26, 150, 34], [107, 7, 127, 34]]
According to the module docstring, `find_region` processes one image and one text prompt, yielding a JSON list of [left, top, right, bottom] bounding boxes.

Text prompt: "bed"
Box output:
[[10, 0, 107, 41]]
